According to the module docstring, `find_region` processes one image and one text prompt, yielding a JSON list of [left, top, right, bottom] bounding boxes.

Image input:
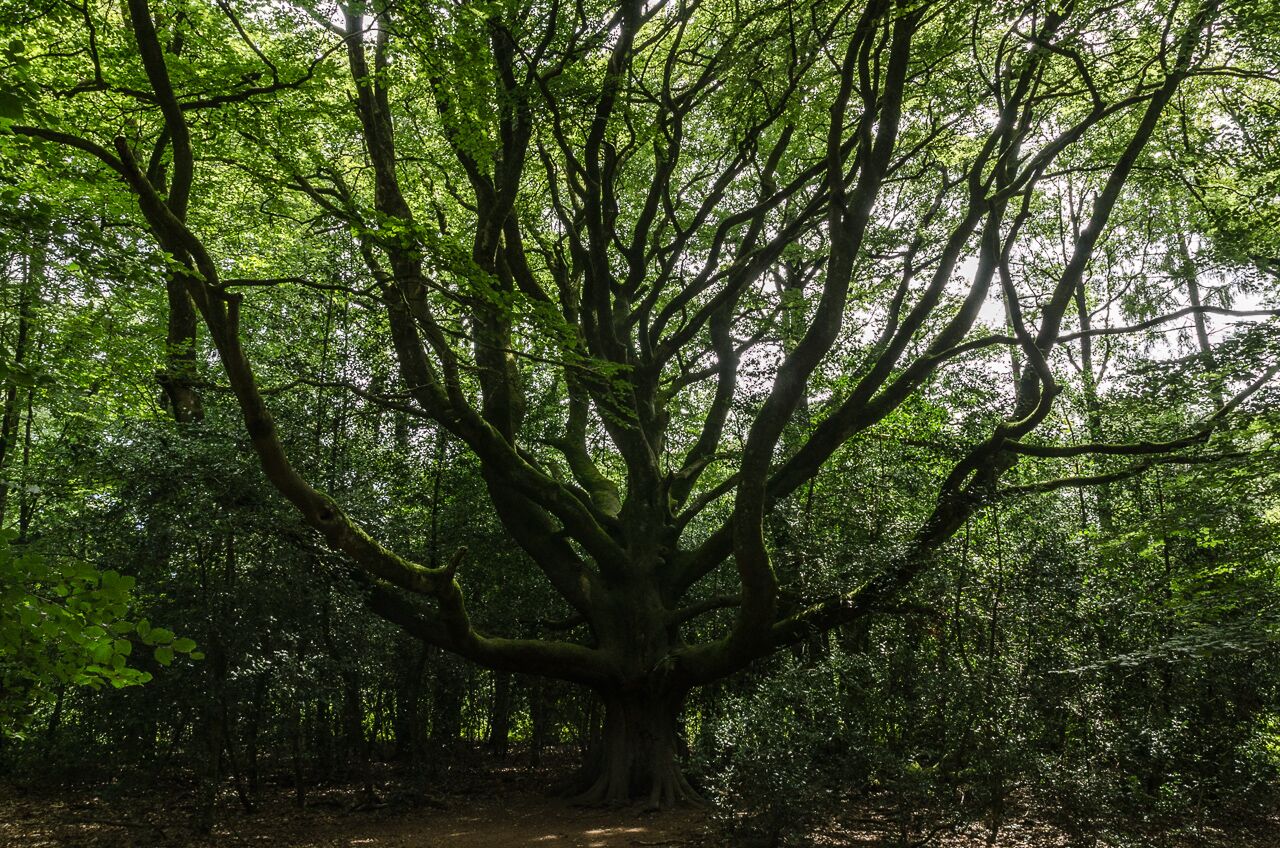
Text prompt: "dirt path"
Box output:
[[235, 793, 710, 848], [5, 776, 1279, 848], [0, 783, 711, 848]]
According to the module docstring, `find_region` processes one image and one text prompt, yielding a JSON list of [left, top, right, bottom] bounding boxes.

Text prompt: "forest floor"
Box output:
[[0, 780, 710, 848], [0, 757, 713, 848], [3, 757, 1280, 848]]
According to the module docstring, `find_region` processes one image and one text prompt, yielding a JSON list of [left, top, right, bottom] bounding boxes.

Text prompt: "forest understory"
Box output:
[[4, 749, 1280, 848]]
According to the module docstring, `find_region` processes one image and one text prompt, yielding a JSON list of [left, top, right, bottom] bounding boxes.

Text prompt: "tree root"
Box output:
[[569, 761, 704, 810]]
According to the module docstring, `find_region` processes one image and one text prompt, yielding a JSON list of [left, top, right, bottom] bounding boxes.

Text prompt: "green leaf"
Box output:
[[172, 637, 197, 653], [154, 646, 174, 666], [0, 90, 23, 123]]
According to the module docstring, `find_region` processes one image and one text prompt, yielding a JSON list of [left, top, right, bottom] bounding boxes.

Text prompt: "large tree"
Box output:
[[3, 0, 1278, 805]]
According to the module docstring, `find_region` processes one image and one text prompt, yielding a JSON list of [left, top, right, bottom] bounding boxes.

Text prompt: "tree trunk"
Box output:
[[0, 237, 38, 529], [245, 670, 269, 800], [290, 703, 307, 809], [529, 678, 548, 768], [573, 689, 697, 809], [488, 672, 512, 759], [394, 643, 428, 765], [429, 655, 463, 751], [1074, 278, 1113, 530], [158, 275, 204, 422]]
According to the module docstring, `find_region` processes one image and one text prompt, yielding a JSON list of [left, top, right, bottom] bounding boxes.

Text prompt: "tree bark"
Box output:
[[488, 672, 512, 759], [290, 703, 307, 809], [0, 237, 38, 529], [157, 276, 203, 422], [429, 652, 463, 755], [573, 688, 696, 809], [529, 678, 548, 768]]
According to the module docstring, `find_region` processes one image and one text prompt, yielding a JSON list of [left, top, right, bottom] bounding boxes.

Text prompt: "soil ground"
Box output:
[[3, 759, 1280, 848], [0, 759, 713, 848], [0, 784, 710, 848]]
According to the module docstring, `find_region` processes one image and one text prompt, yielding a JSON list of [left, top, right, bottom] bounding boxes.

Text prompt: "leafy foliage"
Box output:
[[0, 530, 198, 737]]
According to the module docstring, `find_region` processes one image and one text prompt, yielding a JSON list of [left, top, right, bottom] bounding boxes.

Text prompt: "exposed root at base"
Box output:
[[568, 764, 704, 811]]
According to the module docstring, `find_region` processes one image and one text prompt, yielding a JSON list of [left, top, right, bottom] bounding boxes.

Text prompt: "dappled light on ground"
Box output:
[[5, 775, 1280, 848], [0, 779, 710, 848]]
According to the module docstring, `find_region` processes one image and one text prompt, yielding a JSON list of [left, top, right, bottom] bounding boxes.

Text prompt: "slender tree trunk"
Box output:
[[1074, 282, 1112, 530], [394, 643, 428, 765], [980, 509, 1008, 843], [529, 678, 548, 768], [245, 670, 270, 800], [218, 533, 253, 813], [16, 388, 34, 540], [429, 659, 463, 754], [195, 544, 224, 834], [1174, 228, 1225, 407], [1146, 473, 1176, 797], [46, 684, 65, 740], [341, 669, 375, 799], [223, 732, 255, 814], [290, 702, 307, 809], [0, 240, 38, 528], [488, 672, 512, 759], [165, 708, 188, 763]]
